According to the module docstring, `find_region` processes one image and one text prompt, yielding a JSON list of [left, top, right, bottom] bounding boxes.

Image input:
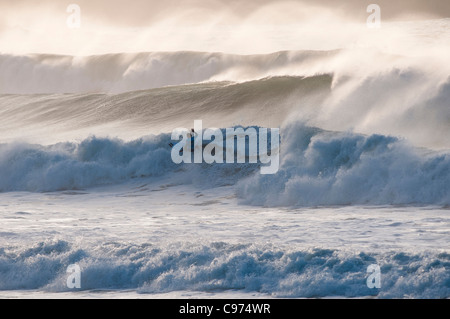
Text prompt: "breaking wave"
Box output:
[[0, 124, 449, 207], [0, 239, 448, 298], [237, 123, 450, 206]]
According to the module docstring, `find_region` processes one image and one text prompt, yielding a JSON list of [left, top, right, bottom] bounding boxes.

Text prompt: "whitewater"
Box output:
[[1, 31, 450, 298]]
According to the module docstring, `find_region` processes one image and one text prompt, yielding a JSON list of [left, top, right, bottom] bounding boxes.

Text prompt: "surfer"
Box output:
[[169, 129, 196, 151]]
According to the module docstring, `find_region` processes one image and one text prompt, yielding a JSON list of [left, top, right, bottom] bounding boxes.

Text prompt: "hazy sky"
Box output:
[[1, 0, 449, 55]]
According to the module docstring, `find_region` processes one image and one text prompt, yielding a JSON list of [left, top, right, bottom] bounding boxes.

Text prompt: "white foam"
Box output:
[[237, 123, 450, 206]]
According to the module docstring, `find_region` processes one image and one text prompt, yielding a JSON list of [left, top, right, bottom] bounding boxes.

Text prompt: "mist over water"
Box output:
[[1, 0, 450, 55]]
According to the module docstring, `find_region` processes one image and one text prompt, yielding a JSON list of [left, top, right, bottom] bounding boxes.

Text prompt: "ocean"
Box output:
[[0, 28, 449, 298]]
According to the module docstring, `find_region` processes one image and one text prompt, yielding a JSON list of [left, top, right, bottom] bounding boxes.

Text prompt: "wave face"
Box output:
[[0, 239, 449, 298]]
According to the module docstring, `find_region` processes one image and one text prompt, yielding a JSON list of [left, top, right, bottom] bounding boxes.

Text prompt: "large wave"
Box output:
[[1, 71, 449, 150], [0, 239, 448, 298], [0, 75, 332, 142], [1, 50, 449, 149]]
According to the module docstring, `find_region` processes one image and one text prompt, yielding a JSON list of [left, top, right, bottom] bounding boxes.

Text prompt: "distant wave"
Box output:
[[0, 51, 335, 94], [0, 239, 448, 298]]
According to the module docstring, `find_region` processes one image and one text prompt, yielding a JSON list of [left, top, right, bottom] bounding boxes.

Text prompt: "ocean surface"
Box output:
[[0, 24, 449, 298]]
